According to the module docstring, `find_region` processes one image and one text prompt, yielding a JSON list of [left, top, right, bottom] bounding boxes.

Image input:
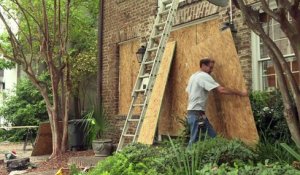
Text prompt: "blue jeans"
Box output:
[[187, 110, 216, 147]]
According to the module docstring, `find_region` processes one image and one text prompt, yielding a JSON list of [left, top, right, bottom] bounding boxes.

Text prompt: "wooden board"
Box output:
[[31, 122, 63, 156], [137, 42, 176, 144], [158, 19, 258, 145], [118, 39, 140, 115]]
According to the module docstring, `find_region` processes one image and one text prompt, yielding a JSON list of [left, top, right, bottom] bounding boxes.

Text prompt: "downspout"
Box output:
[[97, 0, 104, 103]]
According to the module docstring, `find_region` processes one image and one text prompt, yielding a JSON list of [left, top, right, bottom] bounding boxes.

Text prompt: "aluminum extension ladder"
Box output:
[[117, 0, 179, 151]]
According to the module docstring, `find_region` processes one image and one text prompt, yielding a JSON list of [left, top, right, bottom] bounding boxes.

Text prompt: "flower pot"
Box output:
[[92, 139, 112, 157]]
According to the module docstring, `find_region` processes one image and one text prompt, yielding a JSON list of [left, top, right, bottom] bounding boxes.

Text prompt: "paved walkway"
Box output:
[[68, 156, 106, 168], [11, 170, 58, 175], [1, 142, 107, 174]]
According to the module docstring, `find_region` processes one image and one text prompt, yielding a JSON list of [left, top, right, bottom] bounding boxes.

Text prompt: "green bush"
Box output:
[[88, 137, 256, 175], [88, 143, 174, 175], [87, 137, 300, 175], [0, 76, 50, 141], [256, 140, 295, 163], [250, 91, 291, 143], [168, 137, 256, 174], [197, 162, 300, 175]]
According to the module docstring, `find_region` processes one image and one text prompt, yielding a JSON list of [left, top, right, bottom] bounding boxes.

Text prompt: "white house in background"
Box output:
[[0, 7, 19, 126]]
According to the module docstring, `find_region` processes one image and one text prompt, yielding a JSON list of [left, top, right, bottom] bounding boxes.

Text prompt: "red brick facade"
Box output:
[[101, 0, 253, 142]]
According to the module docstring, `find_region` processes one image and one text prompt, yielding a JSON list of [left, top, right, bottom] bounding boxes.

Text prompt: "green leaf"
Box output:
[[280, 143, 300, 161]]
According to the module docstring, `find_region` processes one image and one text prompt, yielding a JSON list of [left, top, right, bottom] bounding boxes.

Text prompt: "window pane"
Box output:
[[262, 60, 275, 75], [288, 42, 295, 55], [263, 25, 273, 39], [292, 60, 299, 72], [275, 39, 289, 55], [273, 24, 286, 40], [262, 75, 276, 90], [293, 72, 300, 86], [260, 44, 268, 58]]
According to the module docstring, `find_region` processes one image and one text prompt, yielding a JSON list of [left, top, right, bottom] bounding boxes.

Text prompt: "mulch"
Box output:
[[0, 150, 94, 175]]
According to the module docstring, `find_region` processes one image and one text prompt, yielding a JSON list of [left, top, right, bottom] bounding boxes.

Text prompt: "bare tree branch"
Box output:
[[0, 44, 22, 64], [0, 10, 29, 69], [14, 0, 34, 65], [293, 0, 300, 8], [64, 0, 71, 54], [53, 0, 57, 53], [11, 0, 46, 38], [0, 4, 32, 48], [236, 0, 300, 122], [259, 0, 280, 20]]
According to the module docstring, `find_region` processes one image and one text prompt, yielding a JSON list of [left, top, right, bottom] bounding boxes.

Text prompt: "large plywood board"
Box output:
[[119, 39, 140, 115], [158, 19, 258, 145], [158, 20, 224, 136], [137, 42, 176, 144]]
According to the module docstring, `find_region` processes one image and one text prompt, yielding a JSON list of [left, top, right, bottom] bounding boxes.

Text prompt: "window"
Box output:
[[252, 15, 299, 91]]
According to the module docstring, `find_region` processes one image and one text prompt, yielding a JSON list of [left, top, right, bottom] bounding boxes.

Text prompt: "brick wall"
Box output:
[[102, 0, 253, 142], [102, 0, 158, 141]]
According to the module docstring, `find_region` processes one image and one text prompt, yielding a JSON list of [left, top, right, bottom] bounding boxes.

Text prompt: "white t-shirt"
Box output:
[[186, 71, 220, 111]]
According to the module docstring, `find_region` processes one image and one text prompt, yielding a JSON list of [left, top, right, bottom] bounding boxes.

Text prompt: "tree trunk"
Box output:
[[236, 0, 300, 147], [49, 69, 63, 158], [284, 106, 300, 147], [48, 107, 62, 158], [61, 91, 70, 152], [61, 56, 72, 152]]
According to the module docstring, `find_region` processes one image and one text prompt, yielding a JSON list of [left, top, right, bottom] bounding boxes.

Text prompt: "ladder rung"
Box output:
[[133, 104, 144, 107], [151, 34, 162, 39], [159, 9, 170, 16], [134, 89, 146, 93], [155, 22, 166, 28], [147, 47, 158, 52], [128, 119, 140, 122], [123, 134, 135, 137], [162, 0, 172, 5], [143, 60, 154, 65], [139, 74, 150, 78]]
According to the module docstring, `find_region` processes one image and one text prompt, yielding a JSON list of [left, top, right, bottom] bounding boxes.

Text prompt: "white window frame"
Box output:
[[251, 24, 297, 91], [251, 1, 299, 90]]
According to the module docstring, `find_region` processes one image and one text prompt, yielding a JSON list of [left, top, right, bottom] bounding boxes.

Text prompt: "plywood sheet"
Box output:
[[158, 20, 223, 136], [158, 19, 258, 145], [137, 42, 176, 144], [119, 40, 140, 115]]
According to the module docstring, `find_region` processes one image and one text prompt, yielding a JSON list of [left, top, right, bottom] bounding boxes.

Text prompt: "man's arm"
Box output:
[[216, 86, 248, 96]]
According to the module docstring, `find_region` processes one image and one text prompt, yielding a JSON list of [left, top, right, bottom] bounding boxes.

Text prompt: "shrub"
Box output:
[[88, 143, 174, 175], [197, 162, 300, 175], [256, 140, 295, 164], [0, 76, 50, 141], [169, 136, 256, 174], [250, 91, 291, 143], [88, 137, 256, 175]]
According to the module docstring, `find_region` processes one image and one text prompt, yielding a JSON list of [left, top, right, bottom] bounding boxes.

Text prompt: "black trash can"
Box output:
[[68, 119, 90, 151]]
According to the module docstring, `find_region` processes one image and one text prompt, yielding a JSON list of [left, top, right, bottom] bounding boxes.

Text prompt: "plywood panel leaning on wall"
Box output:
[[137, 41, 176, 145], [158, 19, 258, 146]]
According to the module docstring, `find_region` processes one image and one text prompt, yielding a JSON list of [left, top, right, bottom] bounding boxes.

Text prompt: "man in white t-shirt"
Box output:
[[186, 58, 247, 146]]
